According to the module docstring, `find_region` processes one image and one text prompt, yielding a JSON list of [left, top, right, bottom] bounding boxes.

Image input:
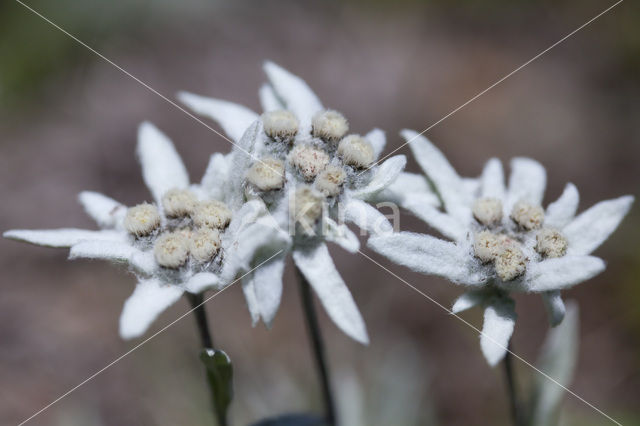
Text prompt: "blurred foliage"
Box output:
[[1, 0, 133, 107], [0, 0, 208, 109], [616, 211, 640, 352], [2, 0, 639, 111]]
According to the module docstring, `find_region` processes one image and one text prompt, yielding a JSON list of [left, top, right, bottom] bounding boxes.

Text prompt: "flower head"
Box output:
[[178, 62, 409, 344], [368, 131, 633, 365], [4, 122, 287, 340]]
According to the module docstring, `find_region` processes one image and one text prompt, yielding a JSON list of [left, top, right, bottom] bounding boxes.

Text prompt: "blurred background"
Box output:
[[1, 0, 638, 424]]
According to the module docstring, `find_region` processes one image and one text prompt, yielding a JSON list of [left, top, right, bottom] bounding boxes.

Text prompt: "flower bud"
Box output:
[[246, 157, 285, 191], [311, 109, 349, 142], [473, 231, 501, 263], [337, 135, 374, 168], [315, 165, 346, 197], [262, 110, 299, 142], [162, 188, 197, 218], [472, 197, 503, 227], [154, 231, 189, 268], [193, 200, 232, 229], [495, 244, 526, 281], [290, 186, 323, 234], [189, 228, 221, 263], [510, 200, 544, 231], [535, 228, 568, 258], [289, 145, 330, 181], [124, 203, 161, 236]]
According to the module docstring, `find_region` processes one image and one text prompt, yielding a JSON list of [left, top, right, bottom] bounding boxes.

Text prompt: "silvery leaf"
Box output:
[[530, 302, 579, 426]]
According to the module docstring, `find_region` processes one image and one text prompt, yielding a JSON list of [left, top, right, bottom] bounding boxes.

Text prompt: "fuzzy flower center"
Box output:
[[124, 189, 230, 272], [471, 198, 569, 281], [242, 108, 376, 235]]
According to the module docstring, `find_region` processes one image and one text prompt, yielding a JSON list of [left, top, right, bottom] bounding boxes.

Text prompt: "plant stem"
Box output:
[[187, 293, 226, 426], [188, 293, 215, 349], [503, 342, 521, 426], [296, 267, 337, 426]]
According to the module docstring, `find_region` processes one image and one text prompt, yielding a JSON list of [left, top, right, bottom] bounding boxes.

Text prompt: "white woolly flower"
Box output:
[[4, 122, 288, 340], [178, 62, 409, 344], [367, 131, 634, 366]]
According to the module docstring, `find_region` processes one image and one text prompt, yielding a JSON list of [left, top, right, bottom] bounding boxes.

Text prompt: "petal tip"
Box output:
[[138, 120, 156, 135], [262, 60, 280, 74], [399, 128, 418, 140], [176, 90, 196, 104]]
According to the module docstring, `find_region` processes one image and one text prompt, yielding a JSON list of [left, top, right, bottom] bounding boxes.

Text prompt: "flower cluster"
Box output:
[[3, 62, 633, 369], [179, 62, 407, 344], [4, 122, 287, 339], [368, 131, 634, 365]]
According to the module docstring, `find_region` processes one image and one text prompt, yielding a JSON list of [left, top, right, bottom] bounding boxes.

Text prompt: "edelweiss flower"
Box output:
[[177, 62, 408, 344], [4, 122, 287, 339], [368, 131, 633, 365]]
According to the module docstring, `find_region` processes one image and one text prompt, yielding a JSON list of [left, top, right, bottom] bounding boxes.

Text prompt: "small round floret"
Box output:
[[124, 203, 161, 236], [289, 145, 330, 181], [189, 228, 221, 263], [472, 197, 503, 227], [495, 244, 527, 281], [154, 231, 189, 268], [262, 110, 299, 142], [535, 228, 568, 258], [162, 188, 197, 218], [193, 200, 232, 229], [315, 165, 346, 197], [337, 135, 374, 168], [312, 110, 349, 142], [510, 200, 544, 231], [290, 186, 323, 234], [246, 157, 285, 191], [473, 231, 501, 263]]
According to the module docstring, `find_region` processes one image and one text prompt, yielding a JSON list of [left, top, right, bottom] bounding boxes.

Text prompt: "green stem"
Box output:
[[503, 342, 522, 426], [296, 267, 337, 426], [187, 293, 227, 426]]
